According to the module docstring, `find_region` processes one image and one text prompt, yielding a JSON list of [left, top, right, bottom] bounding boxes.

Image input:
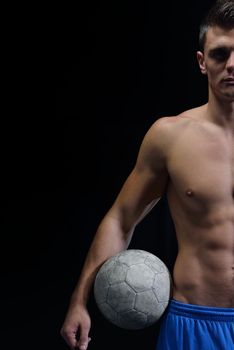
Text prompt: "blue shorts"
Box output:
[[156, 299, 234, 350]]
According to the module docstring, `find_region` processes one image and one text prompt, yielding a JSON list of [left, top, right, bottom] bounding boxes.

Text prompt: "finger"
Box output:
[[77, 331, 91, 350], [61, 329, 77, 349], [76, 340, 91, 350]]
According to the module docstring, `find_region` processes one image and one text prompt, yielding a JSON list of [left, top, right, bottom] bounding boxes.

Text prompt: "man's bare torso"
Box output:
[[164, 105, 234, 307]]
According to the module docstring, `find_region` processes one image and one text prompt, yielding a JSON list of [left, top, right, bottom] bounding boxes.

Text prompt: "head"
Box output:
[[197, 0, 234, 101], [199, 0, 234, 52]]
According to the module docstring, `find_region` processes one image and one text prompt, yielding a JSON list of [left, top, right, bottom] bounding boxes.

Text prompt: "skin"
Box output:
[[60, 26, 234, 350]]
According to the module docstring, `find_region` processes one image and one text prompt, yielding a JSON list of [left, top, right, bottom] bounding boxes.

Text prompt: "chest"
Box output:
[[167, 131, 234, 202]]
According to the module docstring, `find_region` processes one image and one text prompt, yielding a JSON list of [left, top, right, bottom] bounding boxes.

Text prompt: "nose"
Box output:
[[226, 50, 234, 74]]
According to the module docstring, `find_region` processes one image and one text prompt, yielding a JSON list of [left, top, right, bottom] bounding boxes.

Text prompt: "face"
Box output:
[[197, 26, 234, 101]]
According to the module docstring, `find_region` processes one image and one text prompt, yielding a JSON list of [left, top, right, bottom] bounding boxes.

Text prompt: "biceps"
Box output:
[[108, 166, 168, 230]]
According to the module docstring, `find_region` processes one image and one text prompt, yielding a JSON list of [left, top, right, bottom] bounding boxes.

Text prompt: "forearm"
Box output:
[[69, 213, 134, 308]]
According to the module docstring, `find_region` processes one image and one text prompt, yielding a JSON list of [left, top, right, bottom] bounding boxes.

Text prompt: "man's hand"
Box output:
[[60, 305, 91, 350]]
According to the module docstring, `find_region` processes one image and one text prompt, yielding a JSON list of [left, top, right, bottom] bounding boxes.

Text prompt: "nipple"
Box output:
[[186, 189, 194, 197]]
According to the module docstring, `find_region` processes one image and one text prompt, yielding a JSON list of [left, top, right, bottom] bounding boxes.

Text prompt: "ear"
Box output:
[[197, 51, 207, 75]]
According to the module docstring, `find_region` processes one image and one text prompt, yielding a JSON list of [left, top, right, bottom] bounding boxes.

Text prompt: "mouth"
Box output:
[[223, 78, 234, 85]]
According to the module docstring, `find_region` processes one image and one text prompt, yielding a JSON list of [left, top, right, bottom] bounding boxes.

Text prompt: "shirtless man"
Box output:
[[61, 1, 234, 349]]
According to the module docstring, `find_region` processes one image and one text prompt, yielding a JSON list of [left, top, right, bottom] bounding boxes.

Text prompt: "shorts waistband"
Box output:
[[168, 299, 234, 322]]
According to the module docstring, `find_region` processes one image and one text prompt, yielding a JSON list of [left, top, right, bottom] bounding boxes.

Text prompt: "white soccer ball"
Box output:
[[94, 249, 172, 330]]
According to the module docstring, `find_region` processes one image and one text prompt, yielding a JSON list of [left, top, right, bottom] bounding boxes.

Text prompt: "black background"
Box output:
[[1, 1, 214, 349]]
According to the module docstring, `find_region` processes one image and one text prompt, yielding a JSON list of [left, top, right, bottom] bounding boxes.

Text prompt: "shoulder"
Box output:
[[144, 114, 189, 146], [149, 113, 194, 132], [137, 116, 181, 165], [147, 105, 207, 139], [136, 112, 199, 171], [141, 109, 204, 157]]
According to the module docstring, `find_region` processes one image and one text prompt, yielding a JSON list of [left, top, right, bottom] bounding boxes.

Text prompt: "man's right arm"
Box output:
[[60, 117, 171, 350]]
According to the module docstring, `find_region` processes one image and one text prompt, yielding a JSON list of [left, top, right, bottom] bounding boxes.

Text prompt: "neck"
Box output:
[[206, 91, 234, 128]]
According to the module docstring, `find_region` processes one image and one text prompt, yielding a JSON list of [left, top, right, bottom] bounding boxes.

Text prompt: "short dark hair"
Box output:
[[199, 0, 234, 51]]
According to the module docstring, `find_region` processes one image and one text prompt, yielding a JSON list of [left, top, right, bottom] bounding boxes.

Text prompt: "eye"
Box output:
[[209, 48, 230, 62]]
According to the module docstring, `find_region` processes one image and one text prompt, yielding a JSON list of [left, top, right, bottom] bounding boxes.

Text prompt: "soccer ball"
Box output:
[[93, 249, 172, 330]]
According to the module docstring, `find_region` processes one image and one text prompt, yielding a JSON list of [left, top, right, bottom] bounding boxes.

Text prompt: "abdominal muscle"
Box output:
[[172, 221, 234, 308]]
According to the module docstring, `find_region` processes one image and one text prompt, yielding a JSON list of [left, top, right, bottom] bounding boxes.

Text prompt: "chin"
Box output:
[[221, 89, 234, 101], [224, 92, 234, 101]]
